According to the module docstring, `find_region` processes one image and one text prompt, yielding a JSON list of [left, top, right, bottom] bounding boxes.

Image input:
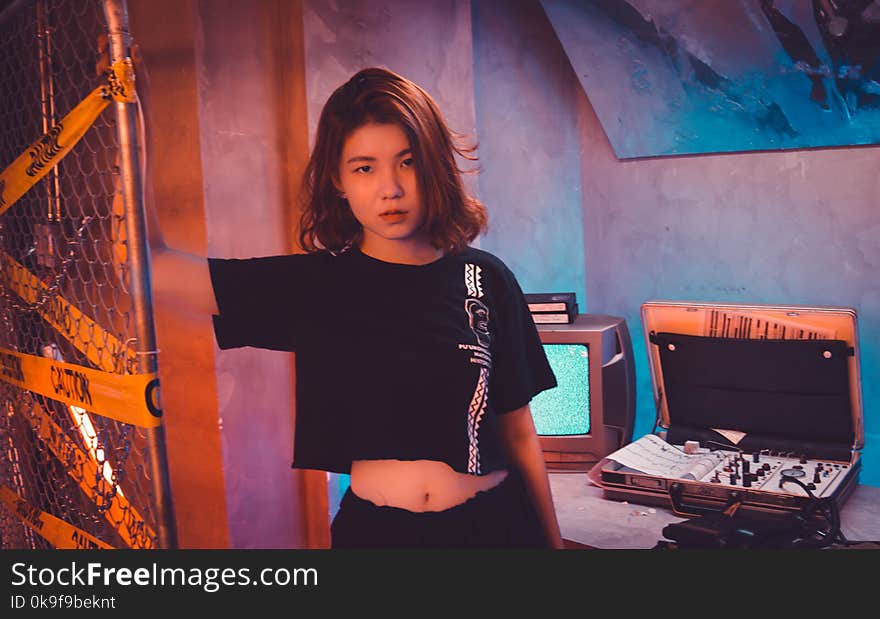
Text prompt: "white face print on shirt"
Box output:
[[465, 298, 491, 350]]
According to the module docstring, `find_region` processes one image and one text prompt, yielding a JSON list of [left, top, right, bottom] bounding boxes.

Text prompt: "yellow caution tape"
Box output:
[[0, 90, 107, 216], [0, 483, 114, 549], [106, 57, 136, 103], [20, 399, 156, 548], [0, 251, 138, 374], [0, 58, 135, 216], [0, 346, 160, 428]]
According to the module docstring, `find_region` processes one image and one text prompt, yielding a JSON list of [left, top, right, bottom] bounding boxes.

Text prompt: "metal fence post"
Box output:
[[102, 0, 177, 549]]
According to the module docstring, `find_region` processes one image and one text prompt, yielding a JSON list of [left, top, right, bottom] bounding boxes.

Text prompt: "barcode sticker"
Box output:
[[528, 302, 568, 312], [532, 313, 572, 324], [702, 310, 836, 340]]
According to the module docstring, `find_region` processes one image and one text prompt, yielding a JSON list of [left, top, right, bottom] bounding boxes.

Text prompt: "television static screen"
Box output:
[[530, 344, 590, 436]]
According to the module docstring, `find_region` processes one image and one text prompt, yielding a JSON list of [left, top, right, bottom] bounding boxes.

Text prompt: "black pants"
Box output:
[[330, 469, 548, 549]]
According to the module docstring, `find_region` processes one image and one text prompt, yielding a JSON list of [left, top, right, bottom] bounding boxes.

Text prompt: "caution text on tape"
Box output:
[[0, 484, 114, 549], [0, 347, 160, 428]]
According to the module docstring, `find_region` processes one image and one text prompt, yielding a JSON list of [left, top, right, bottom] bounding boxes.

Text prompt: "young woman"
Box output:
[[155, 67, 564, 549]]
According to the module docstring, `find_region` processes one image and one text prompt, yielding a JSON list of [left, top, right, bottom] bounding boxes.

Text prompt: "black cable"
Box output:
[[778, 476, 855, 548]]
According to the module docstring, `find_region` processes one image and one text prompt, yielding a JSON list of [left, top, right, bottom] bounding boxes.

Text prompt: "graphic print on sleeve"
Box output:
[[459, 263, 491, 474]]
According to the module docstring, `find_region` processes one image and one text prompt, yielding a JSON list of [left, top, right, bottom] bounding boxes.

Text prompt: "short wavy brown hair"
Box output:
[[298, 67, 487, 254]]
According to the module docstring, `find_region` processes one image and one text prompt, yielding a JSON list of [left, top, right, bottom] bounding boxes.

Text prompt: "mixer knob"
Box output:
[[807, 483, 816, 490], [729, 473, 738, 485], [743, 476, 752, 488], [799, 455, 808, 464], [752, 452, 760, 463], [742, 461, 750, 474], [756, 469, 765, 477], [762, 463, 771, 471], [813, 471, 822, 484]]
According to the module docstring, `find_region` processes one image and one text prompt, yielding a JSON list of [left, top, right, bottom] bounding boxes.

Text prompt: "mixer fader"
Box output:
[[681, 447, 851, 498]]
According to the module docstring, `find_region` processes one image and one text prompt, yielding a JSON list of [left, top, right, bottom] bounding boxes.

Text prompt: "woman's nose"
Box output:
[[380, 169, 403, 199]]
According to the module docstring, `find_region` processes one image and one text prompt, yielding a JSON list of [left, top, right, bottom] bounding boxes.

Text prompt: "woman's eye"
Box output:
[[354, 165, 372, 174], [401, 157, 414, 168]]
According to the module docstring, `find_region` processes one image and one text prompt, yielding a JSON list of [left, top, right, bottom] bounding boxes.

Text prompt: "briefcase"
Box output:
[[592, 300, 864, 518]]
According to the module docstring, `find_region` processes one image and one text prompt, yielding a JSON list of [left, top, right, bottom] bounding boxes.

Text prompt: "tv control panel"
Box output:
[[678, 447, 851, 498]]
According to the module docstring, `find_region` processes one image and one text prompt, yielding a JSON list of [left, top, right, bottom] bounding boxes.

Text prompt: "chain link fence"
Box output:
[[0, 0, 171, 549]]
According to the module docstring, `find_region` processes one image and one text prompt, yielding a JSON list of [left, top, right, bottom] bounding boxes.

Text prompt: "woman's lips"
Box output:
[[379, 210, 408, 223]]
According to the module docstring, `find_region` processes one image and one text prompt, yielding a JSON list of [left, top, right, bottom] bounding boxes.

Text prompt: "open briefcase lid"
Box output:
[[641, 300, 864, 454]]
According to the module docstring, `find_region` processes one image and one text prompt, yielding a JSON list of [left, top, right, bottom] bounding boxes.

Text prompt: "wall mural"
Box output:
[[540, 0, 880, 158]]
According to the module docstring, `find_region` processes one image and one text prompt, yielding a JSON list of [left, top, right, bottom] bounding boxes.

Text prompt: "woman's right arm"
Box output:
[[142, 146, 216, 316], [150, 246, 218, 316], [134, 41, 218, 318]]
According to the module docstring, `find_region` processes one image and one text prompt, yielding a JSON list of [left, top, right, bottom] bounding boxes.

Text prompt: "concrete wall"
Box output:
[[302, 0, 476, 148], [195, 0, 313, 549], [471, 0, 586, 305]]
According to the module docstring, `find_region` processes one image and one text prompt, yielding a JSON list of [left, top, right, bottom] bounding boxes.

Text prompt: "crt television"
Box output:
[[532, 314, 636, 471]]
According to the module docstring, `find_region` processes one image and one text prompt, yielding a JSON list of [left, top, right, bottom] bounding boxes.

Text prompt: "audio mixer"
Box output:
[[595, 434, 860, 514], [598, 301, 865, 516], [673, 446, 852, 499]]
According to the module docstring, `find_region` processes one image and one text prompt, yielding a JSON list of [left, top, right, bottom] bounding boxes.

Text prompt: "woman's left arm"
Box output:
[[497, 405, 565, 549]]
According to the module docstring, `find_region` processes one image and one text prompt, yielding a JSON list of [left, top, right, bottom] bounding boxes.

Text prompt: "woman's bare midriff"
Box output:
[[349, 459, 508, 512]]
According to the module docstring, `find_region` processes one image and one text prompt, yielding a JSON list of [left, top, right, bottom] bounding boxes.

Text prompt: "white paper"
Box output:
[[604, 434, 721, 481], [712, 428, 746, 445]]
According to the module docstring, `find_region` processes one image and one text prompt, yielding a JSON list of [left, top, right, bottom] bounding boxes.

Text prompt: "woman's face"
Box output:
[[336, 122, 431, 257]]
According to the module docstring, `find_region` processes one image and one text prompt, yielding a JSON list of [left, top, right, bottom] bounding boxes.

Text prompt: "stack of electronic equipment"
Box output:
[[588, 300, 868, 549], [525, 292, 578, 324]]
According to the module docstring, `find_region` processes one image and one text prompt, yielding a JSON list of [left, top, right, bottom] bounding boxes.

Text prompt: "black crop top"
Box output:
[[208, 244, 557, 475]]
